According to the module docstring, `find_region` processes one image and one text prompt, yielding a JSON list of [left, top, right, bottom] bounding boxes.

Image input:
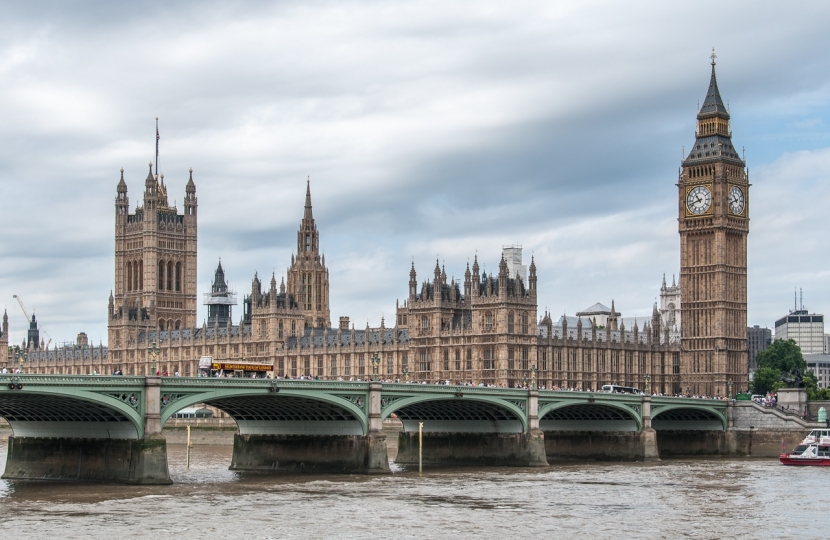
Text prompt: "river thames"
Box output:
[[0, 442, 826, 539]]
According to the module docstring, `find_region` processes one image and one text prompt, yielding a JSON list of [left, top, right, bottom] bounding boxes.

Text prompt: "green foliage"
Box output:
[[751, 367, 782, 395], [804, 373, 830, 400], [755, 339, 806, 374], [751, 340, 829, 400]]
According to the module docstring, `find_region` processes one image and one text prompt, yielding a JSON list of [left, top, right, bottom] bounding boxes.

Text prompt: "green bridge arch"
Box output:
[[538, 399, 643, 430], [650, 403, 727, 430], [0, 379, 146, 439], [158, 386, 370, 435], [381, 393, 529, 433]]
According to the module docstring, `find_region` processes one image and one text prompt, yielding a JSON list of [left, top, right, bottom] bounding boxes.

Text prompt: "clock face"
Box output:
[[729, 185, 745, 214], [687, 185, 712, 215]]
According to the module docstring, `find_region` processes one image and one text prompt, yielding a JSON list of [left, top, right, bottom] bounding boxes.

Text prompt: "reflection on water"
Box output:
[[0, 441, 825, 539]]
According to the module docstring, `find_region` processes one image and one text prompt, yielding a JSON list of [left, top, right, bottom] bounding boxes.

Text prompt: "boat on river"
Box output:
[[779, 430, 830, 466], [801, 429, 830, 445], [779, 442, 830, 466]]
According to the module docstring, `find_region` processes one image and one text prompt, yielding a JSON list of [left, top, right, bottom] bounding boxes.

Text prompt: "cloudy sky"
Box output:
[[2, 1, 830, 347]]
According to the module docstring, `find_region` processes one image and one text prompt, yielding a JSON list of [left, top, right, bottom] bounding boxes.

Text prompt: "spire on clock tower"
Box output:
[[683, 49, 744, 167]]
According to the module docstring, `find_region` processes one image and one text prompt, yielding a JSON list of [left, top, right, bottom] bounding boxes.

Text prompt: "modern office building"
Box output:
[[805, 354, 830, 389], [747, 325, 771, 375], [774, 309, 825, 355]]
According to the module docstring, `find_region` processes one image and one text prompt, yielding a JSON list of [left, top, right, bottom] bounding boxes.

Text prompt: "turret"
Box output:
[[409, 261, 417, 300], [251, 273, 261, 305], [116, 168, 129, 217], [652, 302, 662, 343], [464, 262, 472, 299], [184, 168, 197, 217], [529, 256, 537, 296], [498, 254, 508, 296], [433, 259, 441, 301], [472, 255, 480, 297], [143, 162, 157, 211], [608, 299, 619, 331]]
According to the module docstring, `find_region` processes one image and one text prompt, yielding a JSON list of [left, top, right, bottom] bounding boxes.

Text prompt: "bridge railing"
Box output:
[[0, 374, 146, 386]]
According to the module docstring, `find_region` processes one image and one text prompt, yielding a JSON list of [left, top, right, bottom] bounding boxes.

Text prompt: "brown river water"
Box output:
[[0, 442, 827, 539]]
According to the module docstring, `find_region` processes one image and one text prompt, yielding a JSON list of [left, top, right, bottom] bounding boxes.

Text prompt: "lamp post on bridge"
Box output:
[[15, 350, 28, 373], [644, 373, 650, 395], [403, 367, 409, 383], [530, 365, 537, 390], [686, 386, 691, 398], [371, 353, 380, 382], [147, 342, 160, 376], [727, 379, 733, 400]]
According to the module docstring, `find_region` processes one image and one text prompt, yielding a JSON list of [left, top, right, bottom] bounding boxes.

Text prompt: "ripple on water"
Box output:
[[0, 444, 824, 539]]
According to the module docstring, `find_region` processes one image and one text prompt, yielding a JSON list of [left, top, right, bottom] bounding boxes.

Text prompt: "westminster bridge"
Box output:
[[0, 375, 812, 484]]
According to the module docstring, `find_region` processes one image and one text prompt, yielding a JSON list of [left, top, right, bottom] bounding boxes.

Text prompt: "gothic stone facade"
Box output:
[[12, 61, 748, 395]]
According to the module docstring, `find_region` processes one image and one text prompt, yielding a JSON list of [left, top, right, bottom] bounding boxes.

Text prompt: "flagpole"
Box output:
[[155, 117, 159, 177]]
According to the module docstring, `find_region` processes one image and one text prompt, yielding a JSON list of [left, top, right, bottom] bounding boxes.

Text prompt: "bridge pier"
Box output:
[[393, 389, 548, 468], [1, 376, 171, 484], [395, 429, 548, 468], [2, 436, 170, 484], [228, 382, 390, 474]]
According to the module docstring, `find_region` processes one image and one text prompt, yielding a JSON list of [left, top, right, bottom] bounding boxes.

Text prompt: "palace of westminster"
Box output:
[[0, 60, 750, 396]]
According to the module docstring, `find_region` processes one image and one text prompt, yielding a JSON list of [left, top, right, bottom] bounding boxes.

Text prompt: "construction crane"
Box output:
[[12, 295, 52, 348]]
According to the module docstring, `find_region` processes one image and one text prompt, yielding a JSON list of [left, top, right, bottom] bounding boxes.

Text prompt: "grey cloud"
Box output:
[[3, 1, 830, 344]]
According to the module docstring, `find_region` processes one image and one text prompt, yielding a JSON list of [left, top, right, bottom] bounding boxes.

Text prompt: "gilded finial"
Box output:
[[710, 47, 717, 66]]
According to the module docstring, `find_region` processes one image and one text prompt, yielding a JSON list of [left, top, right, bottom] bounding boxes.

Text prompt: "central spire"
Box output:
[[304, 176, 313, 222], [298, 177, 319, 255]]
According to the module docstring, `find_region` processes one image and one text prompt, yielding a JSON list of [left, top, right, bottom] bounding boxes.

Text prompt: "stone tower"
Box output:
[[26, 314, 40, 349], [660, 274, 681, 331], [108, 163, 198, 347], [205, 260, 236, 327], [287, 180, 331, 329], [0, 310, 7, 353], [678, 53, 749, 396]]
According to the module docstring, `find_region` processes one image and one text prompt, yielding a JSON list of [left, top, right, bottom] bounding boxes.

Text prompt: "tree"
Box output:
[[803, 373, 830, 400], [755, 339, 806, 375], [751, 366, 782, 395]]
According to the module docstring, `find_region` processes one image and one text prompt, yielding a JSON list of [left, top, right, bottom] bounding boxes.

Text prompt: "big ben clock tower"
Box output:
[[678, 51, 749, 396]]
